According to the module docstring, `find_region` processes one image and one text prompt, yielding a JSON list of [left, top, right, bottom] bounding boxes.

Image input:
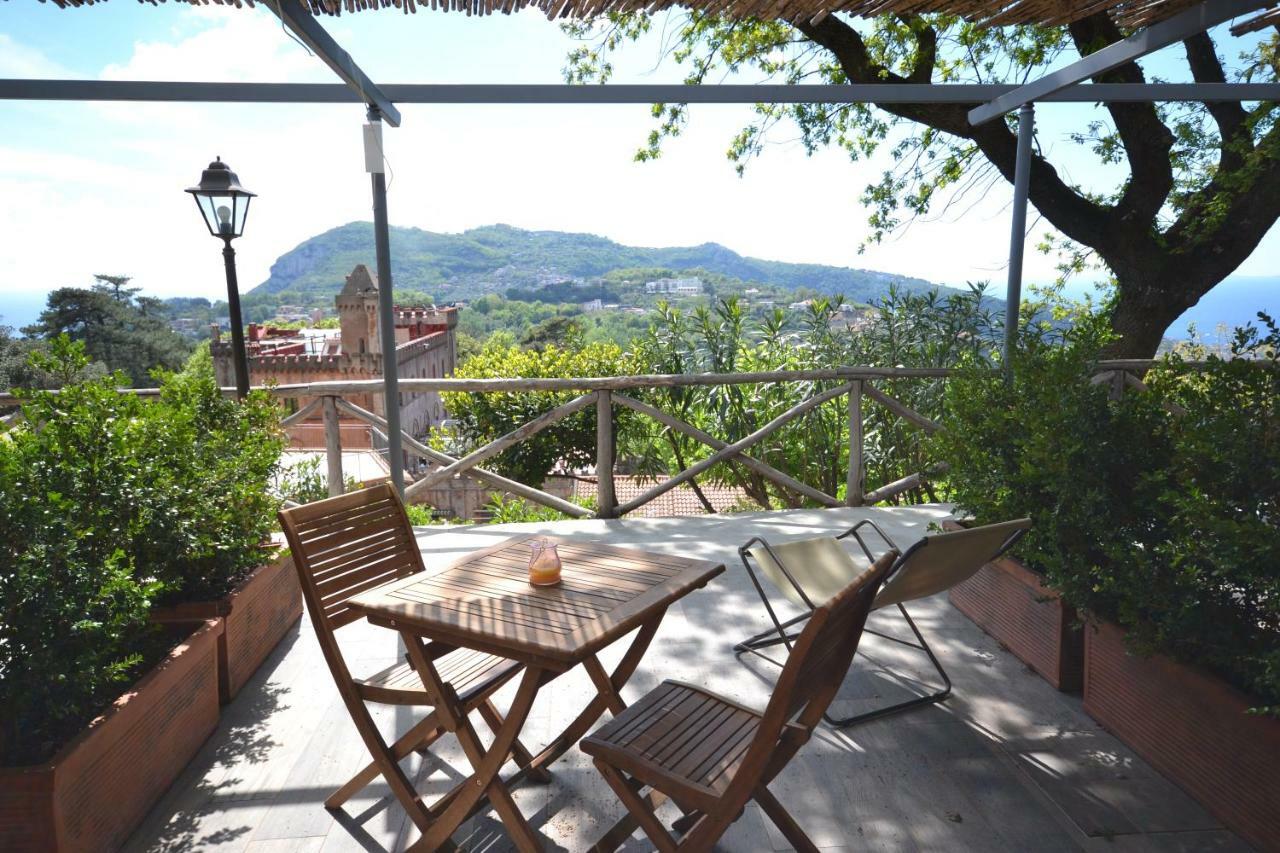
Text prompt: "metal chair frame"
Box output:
[[735, 519, 1025, 727]]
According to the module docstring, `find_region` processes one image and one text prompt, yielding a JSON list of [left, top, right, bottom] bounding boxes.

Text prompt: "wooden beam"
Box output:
[[863, 384, 942, 433], [847, 381, 864, 507], [322, 395, 345, 497], [334, 399, 591, 518], [612, 393, 841, 508], [614, 384, 850, 516], [407, 393, 596, 495], [596, 391, 617, 519]]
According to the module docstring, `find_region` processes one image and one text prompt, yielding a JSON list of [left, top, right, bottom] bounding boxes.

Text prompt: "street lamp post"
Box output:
[[187, 157, 256, 399]]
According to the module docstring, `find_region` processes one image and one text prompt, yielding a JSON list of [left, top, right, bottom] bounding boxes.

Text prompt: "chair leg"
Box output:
[[326, 711, 443, 809], [478, 698, 553, 783], [734, 611, 810, 652], [593, 761, 680, 853], [823, 602, 953, 728], [754, 785, 819, 853]]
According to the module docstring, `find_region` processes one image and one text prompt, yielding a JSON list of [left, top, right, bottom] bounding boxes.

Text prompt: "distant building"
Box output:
[[581, 298, 604, 312], [644, 276, 703, 296], [211, 264, 458, 452]]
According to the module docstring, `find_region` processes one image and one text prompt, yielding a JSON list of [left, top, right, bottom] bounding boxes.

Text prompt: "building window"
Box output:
[[359, 338, 366, 354]]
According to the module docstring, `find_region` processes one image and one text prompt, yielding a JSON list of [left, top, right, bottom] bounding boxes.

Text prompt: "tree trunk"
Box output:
[[1103, 265, 1215, 358]]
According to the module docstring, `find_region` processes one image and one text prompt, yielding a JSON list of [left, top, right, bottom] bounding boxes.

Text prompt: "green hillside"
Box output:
[[248, 222, 950, 305]]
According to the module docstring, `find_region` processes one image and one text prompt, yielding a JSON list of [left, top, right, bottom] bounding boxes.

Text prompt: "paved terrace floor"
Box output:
[[127, 506, 1251, 852]]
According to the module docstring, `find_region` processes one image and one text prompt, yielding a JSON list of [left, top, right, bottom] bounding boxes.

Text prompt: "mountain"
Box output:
[[249, 222, 953, 305]]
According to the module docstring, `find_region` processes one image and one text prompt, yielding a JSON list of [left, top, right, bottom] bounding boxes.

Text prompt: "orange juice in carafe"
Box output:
[[528, 539, 562, 586]]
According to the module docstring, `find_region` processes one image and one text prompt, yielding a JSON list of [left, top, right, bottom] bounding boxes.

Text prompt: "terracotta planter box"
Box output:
[[944, 520, 1084, 692], [0, 620, 221, 853], [151, 547, 302, 704], [1084, 621, 1280, 851]]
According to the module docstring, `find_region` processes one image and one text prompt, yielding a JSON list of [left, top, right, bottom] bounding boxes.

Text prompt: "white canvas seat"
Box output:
[[737, 517, 1030, 727]]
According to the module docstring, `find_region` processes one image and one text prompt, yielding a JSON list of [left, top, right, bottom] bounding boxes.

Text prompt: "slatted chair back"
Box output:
[[278, 484, 425, 633], [721, 549, 896, 809]]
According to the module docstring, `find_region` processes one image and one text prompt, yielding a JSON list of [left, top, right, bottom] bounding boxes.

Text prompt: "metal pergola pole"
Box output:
[[1003, 103, 1035, 369], [366, 107, 405, 496]]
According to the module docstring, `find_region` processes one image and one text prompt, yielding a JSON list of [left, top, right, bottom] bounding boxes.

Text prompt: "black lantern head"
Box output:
[[186, 157, 256, 239]]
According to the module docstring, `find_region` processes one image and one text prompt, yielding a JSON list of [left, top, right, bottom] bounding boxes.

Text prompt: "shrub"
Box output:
[[0, 338, 285, 763], [482, 493, 596, 524], [0, 339, 163, 764], [439, 339, 637, 486], [142, 368, 284, 604], [932, 302, 1280, 713]]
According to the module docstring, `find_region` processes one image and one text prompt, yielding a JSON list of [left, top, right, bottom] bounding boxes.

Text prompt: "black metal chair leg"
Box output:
[[822, 602, 952, 728], [734, 611, 810, 652]]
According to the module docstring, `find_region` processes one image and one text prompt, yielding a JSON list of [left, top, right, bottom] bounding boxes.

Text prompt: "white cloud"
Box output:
[[0, 33, 69, 78]]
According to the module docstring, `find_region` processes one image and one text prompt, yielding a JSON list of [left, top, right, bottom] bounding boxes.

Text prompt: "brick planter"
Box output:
[[151, 547, 302, 704], [0, 620, 221, 853], [944, 521, 1084, 692], [1084, 621, 1280, 851]]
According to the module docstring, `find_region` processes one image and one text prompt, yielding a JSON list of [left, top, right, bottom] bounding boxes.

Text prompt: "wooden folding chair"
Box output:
[[580, 549, 898, 853], [735, 517, 1030, 726], [277, 484, 548, 838]]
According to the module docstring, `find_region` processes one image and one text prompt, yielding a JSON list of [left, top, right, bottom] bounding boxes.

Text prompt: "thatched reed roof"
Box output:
[[48, 0, 1272, 32]]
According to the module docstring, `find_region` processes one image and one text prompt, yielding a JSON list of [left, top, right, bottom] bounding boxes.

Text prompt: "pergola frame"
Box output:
[[7, 0, 1276, 496]]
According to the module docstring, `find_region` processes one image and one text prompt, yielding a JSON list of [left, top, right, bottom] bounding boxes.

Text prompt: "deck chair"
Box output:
[[581, 549, 898, 853], [735, 517, 1030, 727], [277, 484, 548, 837]]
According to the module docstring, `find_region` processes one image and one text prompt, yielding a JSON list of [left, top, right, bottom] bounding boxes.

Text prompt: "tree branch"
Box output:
[[1068, 14, 1174, 231], [1184, 32, 1252, 171], [795, 14, 1116, 253]]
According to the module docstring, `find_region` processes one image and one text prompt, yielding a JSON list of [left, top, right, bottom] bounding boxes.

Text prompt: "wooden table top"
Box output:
[[348, 535, 724, 668]]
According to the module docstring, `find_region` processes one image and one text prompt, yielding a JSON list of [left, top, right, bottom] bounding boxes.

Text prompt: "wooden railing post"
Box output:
[[322, 395, 344, 497], [846, 381, 864, 506], [596, 390, 617, 518]]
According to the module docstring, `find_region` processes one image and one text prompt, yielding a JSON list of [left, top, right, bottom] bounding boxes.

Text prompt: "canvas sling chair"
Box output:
[[277, 485, 550, 840], [580, 549, 897, 853], [735, 517, 1030, 727]]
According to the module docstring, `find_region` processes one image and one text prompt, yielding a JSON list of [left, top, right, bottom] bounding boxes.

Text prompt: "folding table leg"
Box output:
[[406, 667, 544, 853], [479, 698, 553, 783], [529, 613, 665, 772]]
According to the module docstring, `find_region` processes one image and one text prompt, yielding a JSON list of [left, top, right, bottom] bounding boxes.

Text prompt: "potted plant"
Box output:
[[1077, 321, 1280, 851], [932, 305, 1280, 849], [140, 365, 299, 704], [0, 341, 225, 851], [928, 304, 1166, 692]]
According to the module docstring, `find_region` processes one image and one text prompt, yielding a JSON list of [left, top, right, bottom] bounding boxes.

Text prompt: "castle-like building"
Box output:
[[211, 265, 457, 452]]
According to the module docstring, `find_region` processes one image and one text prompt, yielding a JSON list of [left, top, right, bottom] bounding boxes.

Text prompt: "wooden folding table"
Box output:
[[347, 534, 724, 852]]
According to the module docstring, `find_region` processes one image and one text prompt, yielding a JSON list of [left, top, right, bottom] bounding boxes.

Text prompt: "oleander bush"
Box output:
[[932, 304, 1280, 714], [0, 338, 284, 765]]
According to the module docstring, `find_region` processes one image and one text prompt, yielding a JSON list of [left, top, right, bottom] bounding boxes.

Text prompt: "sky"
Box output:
[[0, 2, 1277, 328]]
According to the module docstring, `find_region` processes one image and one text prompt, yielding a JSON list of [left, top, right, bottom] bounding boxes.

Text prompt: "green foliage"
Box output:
[[0, 339, 285, 763], [482, 494, 597, 524], [439, 340, 638, 485], [273, 457, 362, 506], [931, 304, 1280, 713], [1, 326, 107, 392], [631, 288, 996, 507], [25, 286, 191, 386]]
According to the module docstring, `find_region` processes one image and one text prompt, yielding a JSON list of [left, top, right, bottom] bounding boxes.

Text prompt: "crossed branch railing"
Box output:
[[271, 366, 954, 518], [0, 360, 1206, 519]]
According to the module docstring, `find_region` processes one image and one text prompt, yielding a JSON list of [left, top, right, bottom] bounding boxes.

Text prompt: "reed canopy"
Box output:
[[47, 0, 1278, 34]]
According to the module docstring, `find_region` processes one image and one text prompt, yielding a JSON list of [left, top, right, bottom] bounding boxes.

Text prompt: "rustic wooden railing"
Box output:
[[260, 367, 961, 518], [0, 360, 1214, 520]]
